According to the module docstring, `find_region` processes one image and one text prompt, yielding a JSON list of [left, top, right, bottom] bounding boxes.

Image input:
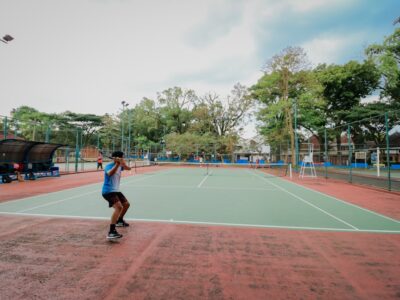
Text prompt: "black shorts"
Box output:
[[102, 192, 128, 208]]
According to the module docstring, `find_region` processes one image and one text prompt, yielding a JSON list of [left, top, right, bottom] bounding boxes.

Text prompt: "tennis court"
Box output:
[[1, 165, 400, 299], [1, 164, 399, 233]]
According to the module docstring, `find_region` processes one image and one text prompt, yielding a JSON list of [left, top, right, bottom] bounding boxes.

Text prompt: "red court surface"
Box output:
[[0, 168, 151, 203], [288, 177, 400, 220], [0, 171, 399, 299]]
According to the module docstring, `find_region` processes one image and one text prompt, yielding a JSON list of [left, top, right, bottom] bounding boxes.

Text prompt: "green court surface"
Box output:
[[1, 166, 399, 233]]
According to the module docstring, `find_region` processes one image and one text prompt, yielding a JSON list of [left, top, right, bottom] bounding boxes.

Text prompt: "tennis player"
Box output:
[[102, 151, 131, 240], [97, 152, 103, 170]]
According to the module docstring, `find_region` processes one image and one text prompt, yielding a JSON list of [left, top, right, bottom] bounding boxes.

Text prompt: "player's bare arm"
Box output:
[[120, 159, 132, 171], [107, 160, 121, 176]]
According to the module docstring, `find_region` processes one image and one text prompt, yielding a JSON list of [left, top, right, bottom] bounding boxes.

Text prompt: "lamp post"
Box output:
[[121, 101, 129, 152], [1, 34, 14, 44]]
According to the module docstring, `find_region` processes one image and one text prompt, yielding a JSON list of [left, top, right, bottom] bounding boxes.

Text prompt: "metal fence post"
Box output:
[[3, 116, 7, 139], [75, 128, 80, 173], [45, 125, 51, 143], [385, 112, 391, 191], [324, 127, 328, 179], [294, 101, 299, 170], [348, 124, 352, 183]]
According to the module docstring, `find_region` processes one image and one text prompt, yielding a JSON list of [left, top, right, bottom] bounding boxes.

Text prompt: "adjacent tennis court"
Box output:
[[1, 164, 399, 233]]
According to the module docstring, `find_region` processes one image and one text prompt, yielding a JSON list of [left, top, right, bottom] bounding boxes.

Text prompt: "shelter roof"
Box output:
[[0, 139, 64, 163]]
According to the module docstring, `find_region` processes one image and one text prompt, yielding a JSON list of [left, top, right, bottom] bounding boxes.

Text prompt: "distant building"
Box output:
[[234, 135, 270, 163], [275, 126, 400, 165], [0, 132, 25, 140]]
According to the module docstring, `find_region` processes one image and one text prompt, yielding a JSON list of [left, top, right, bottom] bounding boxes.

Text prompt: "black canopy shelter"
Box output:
[[0, 139, 64, 173]]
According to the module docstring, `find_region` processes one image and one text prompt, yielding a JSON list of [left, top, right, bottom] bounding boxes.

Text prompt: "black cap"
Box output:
[[111, 151, 124, 158]]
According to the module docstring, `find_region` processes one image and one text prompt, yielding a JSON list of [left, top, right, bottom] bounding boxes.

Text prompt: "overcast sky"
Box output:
[[0, 0, 399, 137]]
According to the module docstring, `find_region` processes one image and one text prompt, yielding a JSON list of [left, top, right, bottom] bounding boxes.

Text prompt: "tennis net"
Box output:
[[137, 161, 291, 178]]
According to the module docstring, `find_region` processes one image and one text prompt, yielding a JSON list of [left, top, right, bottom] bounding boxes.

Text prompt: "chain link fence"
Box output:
[[289, 110, 400, 191]]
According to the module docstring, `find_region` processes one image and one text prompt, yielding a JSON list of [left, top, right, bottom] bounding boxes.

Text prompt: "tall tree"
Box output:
[[315, 60, 380, 152], [340, 102, 397, 148], [198, 83, 252, 137], [11, 106, 57, 141], [99, 113, 119, 150], [59, 112, 103, 146], [252, 47, 311, 164], [129, 98, 163, 150], [366, 28, 400, 103], [157, 87, 197, 134]]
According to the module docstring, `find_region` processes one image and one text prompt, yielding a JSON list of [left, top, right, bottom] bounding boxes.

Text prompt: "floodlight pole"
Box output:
[[121, 101, 129, 152], [385, 112, 391, 191], [128, 108, 132, 160], [121, 102, 124, 151], [293, 100, 299, 169]]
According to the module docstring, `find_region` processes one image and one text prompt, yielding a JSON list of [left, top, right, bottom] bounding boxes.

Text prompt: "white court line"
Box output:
[[0, 171, 152, 206], [0, 180, 103, 206], [0, 211, 399, 234], [121, 173, 157, 185], [287, 179, 400, 224], [10, 173, 159, 213], [197, 173, 210, 188], [248, 170, 359, 230], [17, 190, 99, 213], [202, 185, 275, 191]]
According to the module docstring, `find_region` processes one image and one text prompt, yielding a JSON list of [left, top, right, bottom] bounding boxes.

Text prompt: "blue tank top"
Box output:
[[102, 163, 122, 194]]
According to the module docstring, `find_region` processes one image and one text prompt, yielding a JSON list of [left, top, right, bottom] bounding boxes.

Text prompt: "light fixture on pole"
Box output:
[[1, 34, 14, 44], [121, 101, 129, 151]]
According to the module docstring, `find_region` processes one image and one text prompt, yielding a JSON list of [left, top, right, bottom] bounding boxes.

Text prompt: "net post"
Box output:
[[289, 163, 292, 179]]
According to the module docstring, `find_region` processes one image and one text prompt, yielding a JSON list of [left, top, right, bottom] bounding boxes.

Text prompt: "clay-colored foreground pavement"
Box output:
[[0, 215, 399, 300]]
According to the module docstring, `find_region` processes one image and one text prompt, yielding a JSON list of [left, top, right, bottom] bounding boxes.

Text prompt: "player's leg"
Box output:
[[108, 201, 123, 239], [116, 192, 130, 227], [111, 201, 123, 224], [103, 193, 124, 239]]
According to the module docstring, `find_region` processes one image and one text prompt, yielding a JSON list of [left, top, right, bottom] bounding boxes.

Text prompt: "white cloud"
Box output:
[[362, 94, 380, 104], [301, 32, 367, 66], [287, 0, 356, 13], [0, 0, 393, 121]]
